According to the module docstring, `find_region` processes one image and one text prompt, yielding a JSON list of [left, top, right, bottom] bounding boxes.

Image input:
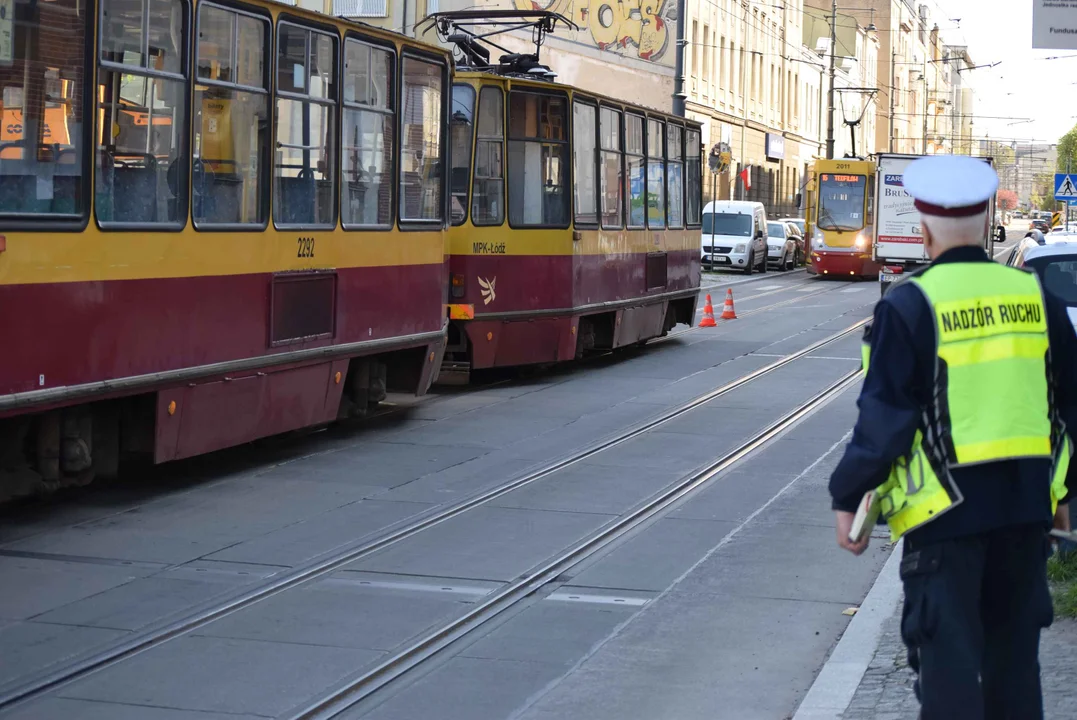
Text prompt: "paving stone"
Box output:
[[58, 635, 381, 717], [839, 600, 1077, 719], [0, 621, 127, 687]]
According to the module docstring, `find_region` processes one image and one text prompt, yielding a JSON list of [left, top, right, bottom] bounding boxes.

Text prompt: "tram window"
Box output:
[[599, 107, 623, 230], [572, 101, 598, 226], [274, 24, 336, 228], [0, 0, 88, 219], [400, 56, 444, 224], [193, 6, 269, 227], [666, 125, 684, 229], [473, 87, 504, 226], [625, 114, 645, 228], [96, 0, 188, 226], [685, 128, 701, 225], [342, 39, 394, 228], [507, 92, 568, 228], [449, 84, 475, 226], [646, 119, 665, 229]]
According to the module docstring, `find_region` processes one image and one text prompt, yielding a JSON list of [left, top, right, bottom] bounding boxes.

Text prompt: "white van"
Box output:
[[702, 200, 769, 274]]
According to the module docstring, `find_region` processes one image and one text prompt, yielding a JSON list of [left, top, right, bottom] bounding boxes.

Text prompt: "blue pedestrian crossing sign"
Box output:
[[1056, 174, 1077, 201]]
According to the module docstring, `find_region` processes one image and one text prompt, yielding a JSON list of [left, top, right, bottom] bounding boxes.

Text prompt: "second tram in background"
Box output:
[[431, 11, 703, 378], [805, 158, 879, 279]]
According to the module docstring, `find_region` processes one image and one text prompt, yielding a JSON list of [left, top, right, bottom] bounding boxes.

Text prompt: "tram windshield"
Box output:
[[702, 212, 751, 236], [816, 173, 867, 232]]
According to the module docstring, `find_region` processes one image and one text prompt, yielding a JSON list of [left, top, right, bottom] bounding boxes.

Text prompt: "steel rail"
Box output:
[[290, 368, 864, 719], [0, 315, 868, 713]]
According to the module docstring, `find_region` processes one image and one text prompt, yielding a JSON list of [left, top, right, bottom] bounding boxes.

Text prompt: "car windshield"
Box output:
[[1027, 256, 1077, 305], [816, 173, 866, 232], [703, 212, 752, 236], [767, 222, 785, 238]]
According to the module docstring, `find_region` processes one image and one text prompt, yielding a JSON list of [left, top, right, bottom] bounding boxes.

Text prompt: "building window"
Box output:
[[573, 101, 598, 225], [399, 55, 444, 223], [702, 24, 711, 87], [448, 83, 474, 225], [97, 0, 189, 226], [193, 5, 269, 227], [599, 106, 623, 229], [472, 86, 504, 226], [667, 125, 683, 229], [0, 0, 88, 219], [508, 91, 567, 227], [646, 118, 665, 229], [274, 24, 336, 227]]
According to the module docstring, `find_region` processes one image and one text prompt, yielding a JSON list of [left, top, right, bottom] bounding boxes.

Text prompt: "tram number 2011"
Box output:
[[296, 237, 315, 258]]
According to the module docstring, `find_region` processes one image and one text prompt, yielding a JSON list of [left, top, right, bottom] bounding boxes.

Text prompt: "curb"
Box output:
[[791, 539, 905, 720]]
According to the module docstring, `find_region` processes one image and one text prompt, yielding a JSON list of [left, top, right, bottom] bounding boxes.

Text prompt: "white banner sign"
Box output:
[[877, 167, 921, 245], [1033, 0, 1077, 50]]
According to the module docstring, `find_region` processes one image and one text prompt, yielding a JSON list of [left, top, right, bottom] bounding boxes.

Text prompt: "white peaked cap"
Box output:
[[902, 155, 999, 218]]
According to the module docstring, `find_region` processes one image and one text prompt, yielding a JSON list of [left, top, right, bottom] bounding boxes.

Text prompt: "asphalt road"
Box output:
[[0, 271, 890, 720]]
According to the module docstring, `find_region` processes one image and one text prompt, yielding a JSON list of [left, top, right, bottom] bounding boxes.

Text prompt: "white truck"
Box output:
[[873, 153, 1001, 296]]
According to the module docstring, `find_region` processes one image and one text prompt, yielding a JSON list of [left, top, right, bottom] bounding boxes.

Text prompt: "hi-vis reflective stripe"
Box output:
[[934, 293, 1047, 343], [955, 436, 1053, 464], [939, 335, 1049, 367]]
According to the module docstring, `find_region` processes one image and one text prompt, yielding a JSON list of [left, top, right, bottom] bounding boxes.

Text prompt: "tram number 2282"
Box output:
[[297, 237, 315, 258]]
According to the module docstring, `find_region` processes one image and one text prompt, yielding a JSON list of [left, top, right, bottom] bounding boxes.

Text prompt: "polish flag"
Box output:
[[739, 166, 752, 191]]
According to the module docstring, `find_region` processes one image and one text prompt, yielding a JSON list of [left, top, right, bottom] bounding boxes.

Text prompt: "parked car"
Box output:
[[779, 217, 806, 237], [1005, 238, 1077, 332], [701, 200, 769, 274], [778, 217, 807, 261], [766, 221, 800, 270]]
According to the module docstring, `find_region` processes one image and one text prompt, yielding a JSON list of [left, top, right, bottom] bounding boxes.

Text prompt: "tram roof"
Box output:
[[451, 69, 701, 127]]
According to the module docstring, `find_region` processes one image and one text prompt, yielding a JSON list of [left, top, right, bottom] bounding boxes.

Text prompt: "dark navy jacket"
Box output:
[[829, 245, 1077, 546]]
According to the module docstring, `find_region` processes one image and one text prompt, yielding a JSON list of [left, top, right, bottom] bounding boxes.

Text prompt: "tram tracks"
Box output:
[[289, 368, 863, 719], [0, 310, 870, 714]]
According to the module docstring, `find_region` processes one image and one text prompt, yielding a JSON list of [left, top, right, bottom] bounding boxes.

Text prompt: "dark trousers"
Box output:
[[900, 523, 1054, 720]]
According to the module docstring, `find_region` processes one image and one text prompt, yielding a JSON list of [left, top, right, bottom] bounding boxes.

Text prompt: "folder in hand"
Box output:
[[849, 490, 880, 544]]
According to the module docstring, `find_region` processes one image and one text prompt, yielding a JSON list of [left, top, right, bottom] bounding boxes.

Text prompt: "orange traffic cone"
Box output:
[[699, 294, 717, 327], [720, 289, 738, 320]]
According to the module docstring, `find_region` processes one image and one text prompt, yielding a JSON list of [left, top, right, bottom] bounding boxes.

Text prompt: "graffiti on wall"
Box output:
[[516, 0, 673, 63]]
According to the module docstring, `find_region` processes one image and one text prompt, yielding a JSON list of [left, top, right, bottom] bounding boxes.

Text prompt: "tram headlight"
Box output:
[[812, 227, 825, 249], [734, 243, 746, 253], [854, 231, 871, 250]]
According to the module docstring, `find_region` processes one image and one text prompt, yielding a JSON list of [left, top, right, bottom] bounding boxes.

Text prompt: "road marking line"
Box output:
[[798, 287, 820, 292], [841, 286, 867, 293], [546, 592, 650, 607]]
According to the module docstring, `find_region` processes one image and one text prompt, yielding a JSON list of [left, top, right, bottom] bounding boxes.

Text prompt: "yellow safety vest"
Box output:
[[862, 263, 1072, 541]]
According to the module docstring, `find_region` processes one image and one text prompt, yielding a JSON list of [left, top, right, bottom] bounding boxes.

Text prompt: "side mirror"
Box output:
[[795, 192, 803, 209], [996, 226, 1006, 242]]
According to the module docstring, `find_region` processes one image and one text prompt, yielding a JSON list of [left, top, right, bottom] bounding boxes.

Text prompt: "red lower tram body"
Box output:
[[0, 262, 447, 495], [808, 247, 880, 279], [445, 245, 700, 371]]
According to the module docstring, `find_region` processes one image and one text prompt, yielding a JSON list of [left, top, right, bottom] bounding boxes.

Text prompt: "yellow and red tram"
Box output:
[[805, 158, 879, 279], [0, 5, 703, 496], [0, 0, 450, 493], [442, 63, 702, 373]]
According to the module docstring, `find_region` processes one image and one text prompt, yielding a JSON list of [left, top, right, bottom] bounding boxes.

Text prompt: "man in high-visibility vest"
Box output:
[[829, 155, 1077, 719]]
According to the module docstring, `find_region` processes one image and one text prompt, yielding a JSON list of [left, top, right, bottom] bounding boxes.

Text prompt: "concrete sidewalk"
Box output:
[[793, 542, 1077, 719]]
